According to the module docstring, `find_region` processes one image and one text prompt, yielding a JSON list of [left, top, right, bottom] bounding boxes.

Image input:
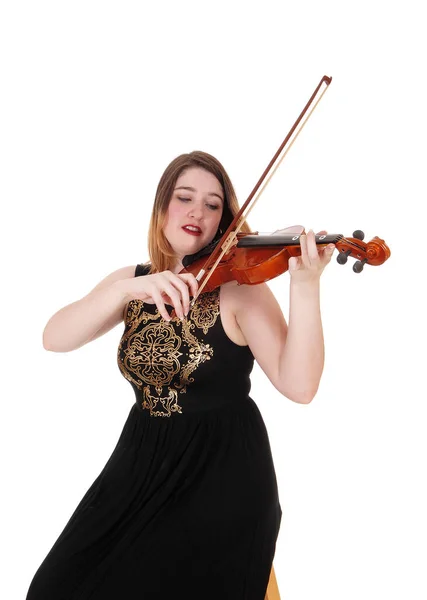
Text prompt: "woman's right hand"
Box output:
[[124, 270, 199, 321]]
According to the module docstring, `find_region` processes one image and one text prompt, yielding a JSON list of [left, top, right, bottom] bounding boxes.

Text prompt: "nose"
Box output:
[[188, 202, 203, 220]]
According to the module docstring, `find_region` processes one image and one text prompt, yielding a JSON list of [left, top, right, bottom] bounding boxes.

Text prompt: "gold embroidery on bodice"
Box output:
[[118, 289, 220, 417], [190, 291, 221, 334]]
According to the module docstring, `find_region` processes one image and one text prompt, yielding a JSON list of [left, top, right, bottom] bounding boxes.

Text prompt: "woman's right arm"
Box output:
[[42, 267, 199, 353], [42, 265, 136, 353]]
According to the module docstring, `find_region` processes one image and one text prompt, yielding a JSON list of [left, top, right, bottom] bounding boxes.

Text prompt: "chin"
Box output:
[[172, 231, 213, 258], [184, 242, 205, 256], [173, 241, 203, 259], [184, 235, 208, 251]]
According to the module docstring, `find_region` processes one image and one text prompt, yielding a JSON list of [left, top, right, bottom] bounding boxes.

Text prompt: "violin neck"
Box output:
[[237, 233, 343, 248]]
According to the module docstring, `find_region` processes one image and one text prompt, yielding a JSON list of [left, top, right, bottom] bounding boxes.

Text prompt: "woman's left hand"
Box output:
[[288, 229, 335, 283]]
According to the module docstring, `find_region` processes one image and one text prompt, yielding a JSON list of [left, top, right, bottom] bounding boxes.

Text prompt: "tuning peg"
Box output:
[[353, 230, 365, 240], [353, 258, 368, 273], [337, 250, 352, 265]]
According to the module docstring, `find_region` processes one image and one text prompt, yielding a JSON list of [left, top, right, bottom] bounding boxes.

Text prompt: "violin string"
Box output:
[[192, 82, 331, 303]]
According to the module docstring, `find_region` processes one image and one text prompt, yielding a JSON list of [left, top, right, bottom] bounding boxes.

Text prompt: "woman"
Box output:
[[26, 151, 334, 599]]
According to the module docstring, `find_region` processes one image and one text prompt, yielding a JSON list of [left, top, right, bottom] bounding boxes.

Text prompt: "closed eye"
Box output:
[[178, 196, 220, 211]]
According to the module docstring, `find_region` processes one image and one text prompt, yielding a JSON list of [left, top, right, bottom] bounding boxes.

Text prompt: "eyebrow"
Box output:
[[174, 186, 224, 202]]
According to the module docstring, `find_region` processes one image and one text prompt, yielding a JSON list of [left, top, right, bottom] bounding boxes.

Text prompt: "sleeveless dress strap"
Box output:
[[135, 263, 151, 277]]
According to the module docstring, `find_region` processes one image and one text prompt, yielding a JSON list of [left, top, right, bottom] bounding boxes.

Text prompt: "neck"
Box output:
[[172, 259, 184, 274]]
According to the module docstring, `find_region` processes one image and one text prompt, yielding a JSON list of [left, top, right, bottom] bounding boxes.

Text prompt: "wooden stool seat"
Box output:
[[265, 564, 280, 600]]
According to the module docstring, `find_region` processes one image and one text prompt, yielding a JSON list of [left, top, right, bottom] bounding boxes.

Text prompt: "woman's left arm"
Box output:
[[234, 229, 335, 404]]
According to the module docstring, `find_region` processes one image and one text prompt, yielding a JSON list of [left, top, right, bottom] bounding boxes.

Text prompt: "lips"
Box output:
[[182, 224, 202, 236]]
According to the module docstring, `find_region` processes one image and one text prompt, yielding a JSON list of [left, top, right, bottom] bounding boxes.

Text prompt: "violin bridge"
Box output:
[[221, 232, 238, 251]]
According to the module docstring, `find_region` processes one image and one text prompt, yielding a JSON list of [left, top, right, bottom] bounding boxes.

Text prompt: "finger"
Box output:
[[161, 293, 175, 306], [150, 289, 171, 321], [299, 233, 311, 268], [288, 256, 300, 271], [316, 229, 335, 261], [178, 273, 199, 300], [177, 273, 199, 305], [315, 231, 329, 254], [178, 273, 201, 312], [306, 229, 320, 264], [164, 272, 193, 316], [162, 281, 185, 319], [322, 244, 335, 263], [165, 275, 191, 316]]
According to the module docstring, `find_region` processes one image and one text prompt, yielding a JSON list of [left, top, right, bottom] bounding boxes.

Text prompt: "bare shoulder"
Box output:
[[221, 280, 277, 313], [88, 264, 137, 295]]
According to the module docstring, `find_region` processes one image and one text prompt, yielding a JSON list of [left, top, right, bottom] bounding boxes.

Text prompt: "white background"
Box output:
[[1, 1, 425, 598]]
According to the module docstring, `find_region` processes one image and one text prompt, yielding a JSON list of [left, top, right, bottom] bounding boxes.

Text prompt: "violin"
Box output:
[[181, 226, 391, 294], [178, 75, 391, 304]]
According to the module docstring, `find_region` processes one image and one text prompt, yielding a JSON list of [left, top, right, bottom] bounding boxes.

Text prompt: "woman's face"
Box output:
[[163, 167, 224, 265]]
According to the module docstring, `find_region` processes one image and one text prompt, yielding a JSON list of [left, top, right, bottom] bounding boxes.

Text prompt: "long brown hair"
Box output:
[[146, 150, 251, 273]]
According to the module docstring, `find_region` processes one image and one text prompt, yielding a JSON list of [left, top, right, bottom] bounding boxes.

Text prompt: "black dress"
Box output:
[[26, 264, 282, 600]]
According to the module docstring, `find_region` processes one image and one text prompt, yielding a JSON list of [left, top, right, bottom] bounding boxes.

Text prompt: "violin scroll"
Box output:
[[335, 230, 391, 273]]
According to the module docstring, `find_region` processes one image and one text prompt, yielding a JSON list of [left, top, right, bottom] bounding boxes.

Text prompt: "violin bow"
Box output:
[[189, 74, 332, 305]]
